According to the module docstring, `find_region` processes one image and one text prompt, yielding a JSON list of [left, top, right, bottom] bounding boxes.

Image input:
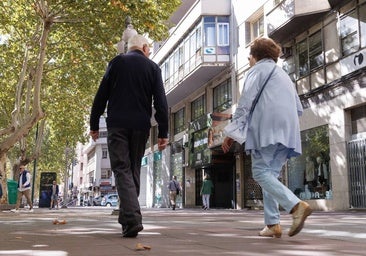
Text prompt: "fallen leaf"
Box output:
[[135, 243, 151, 251], [53, 219, 67, 225]]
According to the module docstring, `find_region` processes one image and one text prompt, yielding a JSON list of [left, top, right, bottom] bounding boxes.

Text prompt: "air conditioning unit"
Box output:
[[281, 47, 293, 58]]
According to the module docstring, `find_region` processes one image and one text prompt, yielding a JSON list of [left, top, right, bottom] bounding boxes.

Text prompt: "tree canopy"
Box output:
[[0, 0, 180, 201]]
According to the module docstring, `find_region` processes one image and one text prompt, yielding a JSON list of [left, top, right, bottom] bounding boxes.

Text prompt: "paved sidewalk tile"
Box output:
[[0, 207, 365, 256]]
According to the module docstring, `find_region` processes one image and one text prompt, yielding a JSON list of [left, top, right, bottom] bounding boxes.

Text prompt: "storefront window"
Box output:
[[171, 140, 184, 206], [288, 125, 332, 200], [153, 151, 163, 207]]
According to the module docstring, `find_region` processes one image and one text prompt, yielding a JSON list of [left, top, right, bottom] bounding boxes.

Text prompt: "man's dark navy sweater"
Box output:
[[90, 50, 169, 138]]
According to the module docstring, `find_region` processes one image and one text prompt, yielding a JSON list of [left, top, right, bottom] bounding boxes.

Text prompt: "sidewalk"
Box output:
[[1, 207, 365, 256]]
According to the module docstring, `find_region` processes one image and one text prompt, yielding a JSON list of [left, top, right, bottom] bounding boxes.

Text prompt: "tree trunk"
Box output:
[[0, 154, 8, 204], [0, 5, 51, 174]]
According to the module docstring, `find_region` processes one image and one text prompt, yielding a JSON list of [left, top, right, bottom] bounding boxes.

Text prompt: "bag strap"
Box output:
[[173, 180, 178, 190], [248, 64, 277, 121]]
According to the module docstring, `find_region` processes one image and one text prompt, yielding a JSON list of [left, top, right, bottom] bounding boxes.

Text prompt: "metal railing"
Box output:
[[347, 138, 366, 208]]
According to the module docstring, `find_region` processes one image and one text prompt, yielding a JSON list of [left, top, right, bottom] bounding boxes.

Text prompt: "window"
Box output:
[[102, 148, 108, 159], [340, 9, 359, 55], [296, 39, 309, 77], [213, 80, 232, 112], [178, 46, 184, 67], [174, 108, 185, 135], [169, 56, 174, 84], [191, 95, 206, 121], [101, 169, 112, 179], [360, 3, 366, 48], [163, 62, 169, 82], [245, 15, 264, 45], [203, 16, 230, 53], [282, 56, 296, 82], [351, 105, 366, 134], [217, 23, 229, 46], [184, 37, 190, 64], [295, 30, 324, 78], [204, 17, 216, 47], [173, 50, 180, 72], [308, 31, 324, 70], [252, 16, 264, 39], [196, 27, 202, 49]]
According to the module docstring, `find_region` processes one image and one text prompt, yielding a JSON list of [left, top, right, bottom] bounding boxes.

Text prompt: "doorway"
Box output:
[[195, 163, 234, 209]]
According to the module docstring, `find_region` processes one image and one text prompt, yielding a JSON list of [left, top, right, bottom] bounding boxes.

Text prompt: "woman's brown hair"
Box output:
[[250, 37, 281, 63]]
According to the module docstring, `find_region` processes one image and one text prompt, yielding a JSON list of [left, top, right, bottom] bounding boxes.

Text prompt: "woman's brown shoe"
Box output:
[[259, 224, 282, 238], [288, 201, 312, 237]]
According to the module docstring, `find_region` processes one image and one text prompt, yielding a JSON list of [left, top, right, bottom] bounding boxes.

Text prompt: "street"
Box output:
[[0, 207, 365, 256]]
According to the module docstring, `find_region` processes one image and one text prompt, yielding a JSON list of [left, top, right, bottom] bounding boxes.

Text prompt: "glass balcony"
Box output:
[[153, 0, 231, 107], [266, 0, 331, 42]]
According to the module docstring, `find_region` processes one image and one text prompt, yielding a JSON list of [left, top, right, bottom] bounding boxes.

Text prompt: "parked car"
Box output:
[[101, 193, 119, 207], [92, 196, 103, 206]]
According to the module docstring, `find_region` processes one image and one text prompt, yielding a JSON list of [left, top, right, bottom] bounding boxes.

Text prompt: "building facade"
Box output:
[[72, 116, 116, 206], [74, 0, 366, 211], [149, 0, 366, 211]]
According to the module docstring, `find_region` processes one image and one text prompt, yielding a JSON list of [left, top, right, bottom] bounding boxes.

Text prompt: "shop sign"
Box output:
[[340, 49, 366, 76]]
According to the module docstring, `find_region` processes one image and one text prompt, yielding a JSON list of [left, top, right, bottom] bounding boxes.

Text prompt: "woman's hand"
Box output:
[[221, 137, 234, 153]]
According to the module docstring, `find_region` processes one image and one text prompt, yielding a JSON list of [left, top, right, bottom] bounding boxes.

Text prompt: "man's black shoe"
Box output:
[[122, 224, 143, 238]]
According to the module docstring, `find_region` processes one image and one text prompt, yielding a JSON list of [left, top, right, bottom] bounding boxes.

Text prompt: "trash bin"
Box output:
[[7, 179, 18, 204]]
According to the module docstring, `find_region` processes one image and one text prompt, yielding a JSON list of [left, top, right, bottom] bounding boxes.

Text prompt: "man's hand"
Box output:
[[158, 138, 169, 151], [90, 130, 99, 142], [221, 137, 234, 153]]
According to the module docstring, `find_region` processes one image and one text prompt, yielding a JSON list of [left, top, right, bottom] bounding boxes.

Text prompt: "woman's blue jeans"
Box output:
[[251, 144, 300, 225]]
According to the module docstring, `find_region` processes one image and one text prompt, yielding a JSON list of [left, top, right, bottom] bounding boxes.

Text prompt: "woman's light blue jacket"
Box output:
[[232, 58, 303, 157]]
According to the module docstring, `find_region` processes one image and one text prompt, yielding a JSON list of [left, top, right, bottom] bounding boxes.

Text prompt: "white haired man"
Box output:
[[89, 34, 169, 238]]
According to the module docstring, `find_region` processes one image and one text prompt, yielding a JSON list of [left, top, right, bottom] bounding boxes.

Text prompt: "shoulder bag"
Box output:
[[223, 65, 277, 144]]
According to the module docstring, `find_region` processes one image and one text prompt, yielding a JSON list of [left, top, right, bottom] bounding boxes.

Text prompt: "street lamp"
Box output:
[[117, 16, 137, 54]]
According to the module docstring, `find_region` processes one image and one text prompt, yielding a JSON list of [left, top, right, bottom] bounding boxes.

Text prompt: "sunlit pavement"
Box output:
[[1, 207, 366, 256]]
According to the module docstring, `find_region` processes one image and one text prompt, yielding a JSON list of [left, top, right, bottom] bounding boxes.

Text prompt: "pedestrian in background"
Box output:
[[222, 37, 312, 238], [49, 180, 59, 209], [168, 176, 181, 210], [11, 165, 33, 212], [200, 174, 214, 210], [89, 34, 169, 238]]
